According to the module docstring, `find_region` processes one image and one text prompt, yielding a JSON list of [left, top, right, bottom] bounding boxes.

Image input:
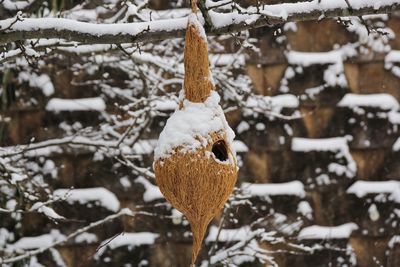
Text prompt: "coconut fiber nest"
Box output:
[[153, 2, 238, 265]]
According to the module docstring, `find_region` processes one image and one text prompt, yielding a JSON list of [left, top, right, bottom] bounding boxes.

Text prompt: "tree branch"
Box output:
[[0, 208, 135, 264], [0, 0, 399, 45]]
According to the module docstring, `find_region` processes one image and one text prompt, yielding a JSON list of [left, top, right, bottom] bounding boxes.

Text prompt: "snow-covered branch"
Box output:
[[0, 0, 399, 45], [0, 208, 135, 264]]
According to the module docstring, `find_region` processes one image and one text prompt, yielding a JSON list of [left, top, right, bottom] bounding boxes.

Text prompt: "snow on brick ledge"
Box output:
[[291, 137, 349, 152], [46, 97, 106, 112], [292, 137, 357, 178], [53, 187, 120, 212], [298, 223, 358, 240], [241, 181, 305, 198], [95, 232, 159, 257], [286, 50, 342, 66], [347, 180, 400, 203], [337, 93, 400, 110]]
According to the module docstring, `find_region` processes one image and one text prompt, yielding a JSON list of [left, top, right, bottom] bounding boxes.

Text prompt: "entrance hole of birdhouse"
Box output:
[[212, 140, 229, 162]]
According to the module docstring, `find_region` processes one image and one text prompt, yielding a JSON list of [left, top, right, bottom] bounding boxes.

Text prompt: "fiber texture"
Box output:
[[154, 132, 237, 263], [183, 14, 214, 103]]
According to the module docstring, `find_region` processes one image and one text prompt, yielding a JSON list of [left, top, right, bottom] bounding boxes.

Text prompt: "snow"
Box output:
[[96, 232, 159, 256], [286, 50, 342, 66], [188, 13, 206, 40], [260, 0, 398, 18], [285, 49, 348, 88], [246, 94, 299, 109], [232, 140, 248, 153], [0, 16, 189, 39], [151, 98, 178, 111], [135, 176, 163, 202], [18, 72, 54, 96], [292, 137, 356, 178], [292, 137, 348, 152], [388, 235, 400, 248], [30, 202, 65, 220], [53, 187, 120, 212], [338, 93, 400, 110], [205, 226, 251, 243], [241, 181, 305, 198], [368, 204, 380, 221], [394, 137, 400, 151], [245, 94, 299, 116], [46, 97, 106, 112], [2, 0, 34, 10], [298, 223, 358, 240], [347, 180, 400, 203], [210, 54, 245, 67], [388, 112, 400, 124], [74, 232, 98, 244], [0, 228, 13, 248], [132, 140, 158, 155], [297, 201, 313, 220], [1, 0, 398, 41], [385, 50, 400, 63], [9, 230, 66, 251], [154, 91, 236, 162]]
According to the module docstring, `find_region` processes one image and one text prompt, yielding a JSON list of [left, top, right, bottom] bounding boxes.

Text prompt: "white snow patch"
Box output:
[[338, 93, 399, 110], [394, 137, 400, 151], [46, 97, 106, 112], [205, 226, 251, 243], [298, 223, 358, 240], [18, 72, 54, 96], [388, 112, 400, 124], [287, 50, 342, 66], [246, 94, 299, 109], [30, 202, 65, 220], [9, 230, 66, 251], [135, 177, 163, 202], [154, 91, 235, 162], [347, 180, 400, 203], [53, 187, 120, 212], [292, 137, 356, 178], [74, 232, 98, 244], [96, 232, 159, 256], [232, 140, 248, 153], [388, 235, 400, 248], [188, 13, 206, 40], [242, 181, 305, 198], [292, 137, 348, 152], [297, 201, 313, 220]]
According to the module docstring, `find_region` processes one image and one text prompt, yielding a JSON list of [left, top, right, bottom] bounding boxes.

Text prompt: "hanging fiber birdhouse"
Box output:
[[153, 2, 238, 265]]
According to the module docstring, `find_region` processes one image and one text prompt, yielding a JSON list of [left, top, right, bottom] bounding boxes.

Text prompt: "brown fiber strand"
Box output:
[[183, 14, 214, 103], [154, 132, 237, 264]]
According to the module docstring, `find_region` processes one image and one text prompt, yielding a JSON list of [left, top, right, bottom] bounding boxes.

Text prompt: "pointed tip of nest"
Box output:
[[183, 13, 214, 103], [190, 218, 210, 264]]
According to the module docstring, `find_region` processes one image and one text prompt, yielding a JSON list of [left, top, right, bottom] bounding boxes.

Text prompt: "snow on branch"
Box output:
[[0, 0, 399, 45], [0, 208, 135, 264]]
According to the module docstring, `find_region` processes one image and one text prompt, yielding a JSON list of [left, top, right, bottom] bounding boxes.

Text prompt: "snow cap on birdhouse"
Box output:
[[153, 4, 238, 265]]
